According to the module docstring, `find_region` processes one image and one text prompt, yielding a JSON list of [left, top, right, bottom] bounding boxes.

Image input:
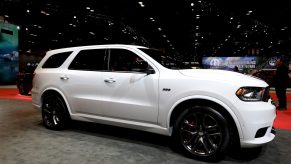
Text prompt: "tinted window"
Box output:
[[69, 49, 106, 71], [109, 49, 144, 72], [42, 51, 72, 68]]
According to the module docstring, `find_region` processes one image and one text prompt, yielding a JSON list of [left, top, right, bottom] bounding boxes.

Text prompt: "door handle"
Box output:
[[104, 78, 116, 83], [60, 76, 69, 80]]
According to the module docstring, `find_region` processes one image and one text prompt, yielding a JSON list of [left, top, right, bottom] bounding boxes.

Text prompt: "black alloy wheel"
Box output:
[[42, 94, 69, 130], [173, 106, 230, 161]]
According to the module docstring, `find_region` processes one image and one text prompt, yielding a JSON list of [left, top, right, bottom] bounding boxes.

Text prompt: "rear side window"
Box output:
[[42, 51, 72, 68], [68, 49, 106, 71]]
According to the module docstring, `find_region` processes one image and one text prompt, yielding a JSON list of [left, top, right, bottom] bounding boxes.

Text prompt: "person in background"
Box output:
[[273, 58, 289, 110], [233, 66, 239, 72]]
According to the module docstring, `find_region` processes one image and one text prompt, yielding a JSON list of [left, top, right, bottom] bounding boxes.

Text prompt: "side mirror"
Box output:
[[132, 61, 154, 74]]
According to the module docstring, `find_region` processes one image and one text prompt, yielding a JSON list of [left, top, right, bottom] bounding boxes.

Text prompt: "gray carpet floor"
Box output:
[[0, 99, 290, 164]]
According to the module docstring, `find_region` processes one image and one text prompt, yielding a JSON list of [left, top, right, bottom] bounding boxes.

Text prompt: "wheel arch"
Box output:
[[41, 88, 72, 115], [168, 97, 242, 147]]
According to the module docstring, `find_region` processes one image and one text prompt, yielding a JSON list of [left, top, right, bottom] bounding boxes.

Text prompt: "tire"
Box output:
[[42, 94, 70, 130], [173, 106, 230, 161]]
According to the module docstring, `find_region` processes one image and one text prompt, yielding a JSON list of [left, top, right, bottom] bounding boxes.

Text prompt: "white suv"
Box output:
[[32, 44, 276, 161]]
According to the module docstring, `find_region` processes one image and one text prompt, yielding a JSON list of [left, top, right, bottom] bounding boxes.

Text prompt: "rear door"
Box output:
[[62, 48, 107, 115]]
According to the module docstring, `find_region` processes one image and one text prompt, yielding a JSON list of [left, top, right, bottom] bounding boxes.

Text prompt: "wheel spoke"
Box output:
[[201, 137, 211, 154], [181, 128, 198, 135], [184, 132, 198, 145], [205, 135, 217, 150]]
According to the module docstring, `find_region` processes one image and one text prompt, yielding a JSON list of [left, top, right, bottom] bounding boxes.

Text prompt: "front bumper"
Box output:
[[234, 99, 276, 148]]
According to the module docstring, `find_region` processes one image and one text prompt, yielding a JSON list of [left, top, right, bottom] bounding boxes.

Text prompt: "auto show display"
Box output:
[[32, 44, 276, 161]]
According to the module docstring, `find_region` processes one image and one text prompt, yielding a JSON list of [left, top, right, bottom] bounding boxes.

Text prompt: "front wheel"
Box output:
[[42, 94, 70, 130], [173, 106, 230, 161]]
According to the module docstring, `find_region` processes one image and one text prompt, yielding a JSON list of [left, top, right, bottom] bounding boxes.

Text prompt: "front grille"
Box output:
[[262, 87, 270, 102]]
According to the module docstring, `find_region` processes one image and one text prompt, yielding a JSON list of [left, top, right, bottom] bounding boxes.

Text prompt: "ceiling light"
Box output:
[[73, 16, 77, 19], [17, 26, 20, 30], [27, 9, 30, 13], [230, 17, 233, 20], [138, 2, 145, 7], [191, 3, 194, 6], [90, 9, 94, 12], [89, 32, 95, 35], [25, 28, 28, 31], [162, 34, 166, 38], [158, 27, 162, 31], [4, 15, 9, 18], [246, 10, 253, 15], [166, 40, 170, 43], [30, 33, 38, 37], [41, 10, 50, 16], [237, 25, 241, 28], [86, 7, 90, 10]]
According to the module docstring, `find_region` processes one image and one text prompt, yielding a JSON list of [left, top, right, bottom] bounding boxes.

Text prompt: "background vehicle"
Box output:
[[251, 69, 275, 87], [32, 45, 276, 161], [252, 69, 291, 88], [16, 63, 37, 95]]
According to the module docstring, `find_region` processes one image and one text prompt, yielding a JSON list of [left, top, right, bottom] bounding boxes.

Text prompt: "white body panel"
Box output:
[[32, 44, 276, 148]]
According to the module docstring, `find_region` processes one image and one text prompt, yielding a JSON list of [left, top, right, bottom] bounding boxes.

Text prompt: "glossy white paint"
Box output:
[[32, 44, 276, 148]]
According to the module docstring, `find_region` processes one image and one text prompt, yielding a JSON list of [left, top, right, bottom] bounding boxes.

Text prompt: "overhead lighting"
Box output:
[[237, 25, 241, 28], [196, 26, 199, 29], [191, 3, 194, 6], [27, 9, 30, 13], [89, 32, 95, 35], [166, 40, 170, 43], [41, 10, 50, 16], [246, 10, 253, 15], [162, 34, 166, 38], [73, 16, 77, 19], [25, 28, 28, 31], [230, 17, 234, 20], [30, 33, 38, 37], [90, 9, 94, 12], [86, 7, 90, 10], [138, 2, 145, 7], [158, 27, 162, 31], [17, 26, 20, 30], [149, 17, 155, 22], [196, 15, 200, 19], [4, 15, 9, 18]]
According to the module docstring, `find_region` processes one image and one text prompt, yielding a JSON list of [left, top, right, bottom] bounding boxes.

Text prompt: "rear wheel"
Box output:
[[42, 94, 70, 130], [173, 106, 230, 161]]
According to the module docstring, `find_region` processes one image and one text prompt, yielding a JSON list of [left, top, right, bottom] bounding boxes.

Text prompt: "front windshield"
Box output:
[[139, 48, 191, 69]]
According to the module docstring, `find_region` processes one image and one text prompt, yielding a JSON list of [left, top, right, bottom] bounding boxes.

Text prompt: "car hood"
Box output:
[[179, 69, 268, 87]]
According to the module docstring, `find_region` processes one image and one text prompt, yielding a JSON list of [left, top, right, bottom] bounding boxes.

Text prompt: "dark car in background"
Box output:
[[252, 69, 291, 88], [16, 63, 37, 95]]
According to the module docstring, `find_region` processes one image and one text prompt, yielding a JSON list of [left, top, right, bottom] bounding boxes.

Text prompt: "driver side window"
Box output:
[[109, 49, 145, 72]]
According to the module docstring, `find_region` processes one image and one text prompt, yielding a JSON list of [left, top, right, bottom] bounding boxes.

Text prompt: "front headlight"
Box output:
[[236, 87, 266, 101]]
